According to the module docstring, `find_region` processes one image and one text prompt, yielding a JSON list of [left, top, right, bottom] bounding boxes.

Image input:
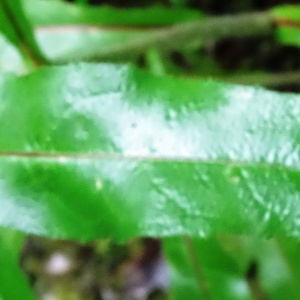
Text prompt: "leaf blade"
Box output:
[[0, 64, 300, 241]]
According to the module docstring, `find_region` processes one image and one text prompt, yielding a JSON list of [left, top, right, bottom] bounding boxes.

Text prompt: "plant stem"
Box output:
[[183, 236, 211, 300], [63, 11, 273, 62], [213, 71, 300, 88]]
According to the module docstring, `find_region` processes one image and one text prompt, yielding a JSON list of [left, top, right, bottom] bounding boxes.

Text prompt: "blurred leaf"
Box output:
[[169, 0, 190, 7], [24, 0, 202, 27], [22, 0, 203, 62], [35, 27, 146, 62], [163, 237, 251, 299], [0, 227, 35, 300], [0, 64, 300, 241], [272, 5, 300, 47], [274, 27, 300, 47], [0, 2, 19, 46], [20, 0, 203, 62], [0, 0, 47, 64]]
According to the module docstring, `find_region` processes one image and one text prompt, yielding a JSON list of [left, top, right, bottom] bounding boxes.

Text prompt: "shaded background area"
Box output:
[[63, 0, 300, 91]]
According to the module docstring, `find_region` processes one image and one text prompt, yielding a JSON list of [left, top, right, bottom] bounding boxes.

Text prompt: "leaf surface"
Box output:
[[0, 63, 300, 241]]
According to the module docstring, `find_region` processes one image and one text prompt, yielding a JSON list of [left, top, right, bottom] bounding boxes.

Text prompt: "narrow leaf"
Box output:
[[0, 228, 35, 300]]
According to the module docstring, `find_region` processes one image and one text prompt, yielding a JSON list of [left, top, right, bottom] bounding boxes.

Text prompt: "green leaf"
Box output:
[[23, 0, 202, 62], [274, 27, 300, 47], [1, 63, 300, 241], [0, 227, 35, 300], [272, 5, 300, 47], [24, 0, 202, 27], [164, 237, 252, 300], [221, 235, 300, 299], [0, 1, 21, 47], [272, 5, 300, 22], [35, 28, 146, 62], [0, 0, 47, 64]]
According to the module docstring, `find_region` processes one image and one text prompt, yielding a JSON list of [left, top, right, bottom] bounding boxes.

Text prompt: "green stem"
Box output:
[[214, 71, 300, 87], [184, 237, 211, 300], [58, 11, 273, 62]]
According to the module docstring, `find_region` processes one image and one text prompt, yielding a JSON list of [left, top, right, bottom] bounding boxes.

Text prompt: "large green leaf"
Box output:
[[0, 63, 300, 241]]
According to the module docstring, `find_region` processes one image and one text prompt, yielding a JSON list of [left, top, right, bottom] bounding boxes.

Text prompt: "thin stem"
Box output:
[[53, 11, 273, 62], [210, 71, 300, 88], [146, 47, 166, 76], [183, 236, 211, 300]]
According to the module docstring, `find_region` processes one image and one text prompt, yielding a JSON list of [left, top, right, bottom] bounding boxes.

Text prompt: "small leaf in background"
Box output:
[[272, 5, 300, 47], [23, 0, 202, 27], [0, 34, 27, 74], [0, 227, 35, 300], [0, 64, 300, 241], [0, 1, 20, 47], [163, 237, 251, 300]]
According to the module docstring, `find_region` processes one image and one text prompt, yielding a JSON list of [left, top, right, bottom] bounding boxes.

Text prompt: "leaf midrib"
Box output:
[[0, 151, 297, 172]]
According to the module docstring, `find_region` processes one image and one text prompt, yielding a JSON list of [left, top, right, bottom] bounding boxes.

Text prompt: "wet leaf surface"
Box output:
[[0, 63, 300, 241]]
